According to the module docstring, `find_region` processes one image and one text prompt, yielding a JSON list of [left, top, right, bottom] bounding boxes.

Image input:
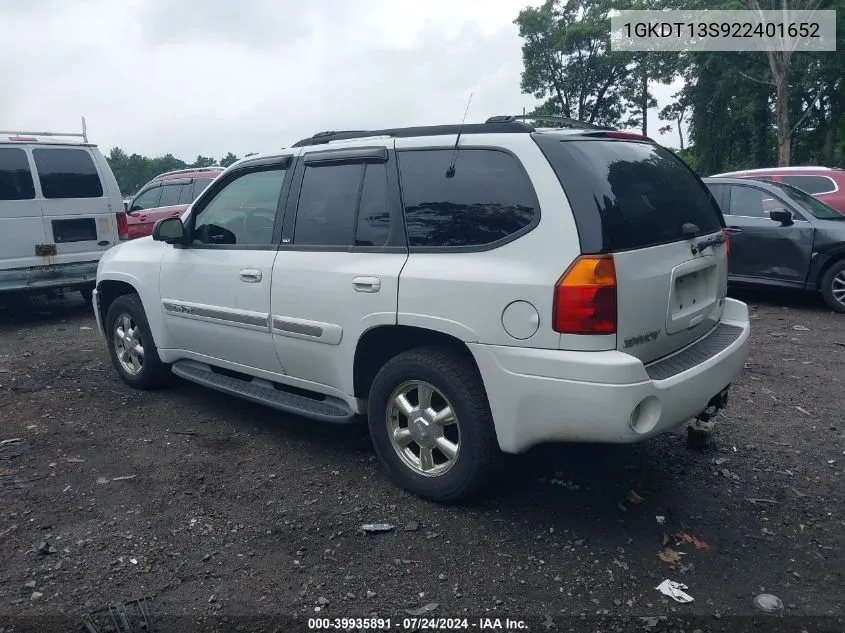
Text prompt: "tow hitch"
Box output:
[[695, 387, 729, 424], [688, 386, 730, 449]]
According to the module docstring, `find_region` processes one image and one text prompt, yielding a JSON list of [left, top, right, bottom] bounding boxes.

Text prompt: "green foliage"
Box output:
[[106, 149, 247, 197], [516, 0, 845, 170]]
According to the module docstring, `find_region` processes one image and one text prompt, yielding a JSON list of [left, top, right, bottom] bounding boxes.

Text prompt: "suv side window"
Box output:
[[397, 149, 538, 248], [356, 163, 391, 246], [728, 185, 769, 218], [158, 182, 183, 207], [780, 174, 836, 195], [293, 163, 362, 246], [131, 185, 161, 211], [191, 177, 214, 201], [0, 148, 35, 201], [32, 148, 104, 199], [193, 168, 285, 246]]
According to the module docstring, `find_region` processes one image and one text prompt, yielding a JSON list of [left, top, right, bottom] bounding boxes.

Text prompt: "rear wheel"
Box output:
[[105, 293, 171, 389], [367, 348, 501, 503], [820, 260, 845, 313]]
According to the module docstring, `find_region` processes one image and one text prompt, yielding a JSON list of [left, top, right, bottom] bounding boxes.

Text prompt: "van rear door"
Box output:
[[32, 146, 120, 264], [0, 146, 48, 275]]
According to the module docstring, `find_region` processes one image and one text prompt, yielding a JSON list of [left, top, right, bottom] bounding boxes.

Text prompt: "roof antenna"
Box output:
[[446, 92, 473, 178]]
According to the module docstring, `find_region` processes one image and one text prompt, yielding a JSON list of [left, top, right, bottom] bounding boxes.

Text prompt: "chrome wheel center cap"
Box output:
[[410, 412, 436, 447]]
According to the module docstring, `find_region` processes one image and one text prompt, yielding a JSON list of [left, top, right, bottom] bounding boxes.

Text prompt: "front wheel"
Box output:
[[820, 261, 845, 313], [367, 348, 501, 503], [105, 293, 171, 389]]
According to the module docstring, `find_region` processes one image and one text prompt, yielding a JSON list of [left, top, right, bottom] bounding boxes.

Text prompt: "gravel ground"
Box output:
[[0, 288, 843, 633]]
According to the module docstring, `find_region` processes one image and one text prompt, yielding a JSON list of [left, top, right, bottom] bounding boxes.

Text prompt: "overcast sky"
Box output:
[[0, 0, 682, 161]]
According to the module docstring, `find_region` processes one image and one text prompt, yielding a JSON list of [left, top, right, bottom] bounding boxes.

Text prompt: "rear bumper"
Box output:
[[469, 298, 751, 454], [0, 261, 98, 294]]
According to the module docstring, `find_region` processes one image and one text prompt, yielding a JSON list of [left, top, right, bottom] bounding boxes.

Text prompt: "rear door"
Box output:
[[270, 143, 407, 393], [0, 146, 45, 271], [723, 183, 813, 285], [534, 135, 728, 364], [33, 146, 119, 264]]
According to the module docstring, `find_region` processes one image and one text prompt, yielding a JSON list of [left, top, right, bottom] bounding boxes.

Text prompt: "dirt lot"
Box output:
[[0, 289, 843, 632]]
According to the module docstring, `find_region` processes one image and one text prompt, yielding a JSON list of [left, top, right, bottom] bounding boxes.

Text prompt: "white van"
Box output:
[[0, 127, 124, 301]]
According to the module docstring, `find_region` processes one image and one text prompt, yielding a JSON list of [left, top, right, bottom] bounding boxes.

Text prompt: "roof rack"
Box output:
[[291, 120, 535, 148], [487, 114, 612, 131], [0, 116, 90, 143], [154, 166, 222, 178]]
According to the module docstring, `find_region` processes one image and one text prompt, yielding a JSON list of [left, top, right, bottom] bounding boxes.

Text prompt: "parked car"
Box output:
[[709, 166, 845, 214], [0, 129, 124, 301], [120, 167, 222, 240], [94, 117, 750, 502], [704, 176, 845, 312]]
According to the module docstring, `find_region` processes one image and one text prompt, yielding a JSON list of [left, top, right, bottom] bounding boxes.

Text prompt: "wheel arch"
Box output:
[[353, 325, 481, 400]]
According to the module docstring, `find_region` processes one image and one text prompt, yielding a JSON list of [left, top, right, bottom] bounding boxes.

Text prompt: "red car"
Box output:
[[117, 167, 223, 240], [709, 166, 845, 214]]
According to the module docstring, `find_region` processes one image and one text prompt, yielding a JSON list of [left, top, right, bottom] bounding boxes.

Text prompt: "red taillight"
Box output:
[[116, 212, 129, 241], [553, 255, 617, 334], [721, 228, 731, 256], [8, 135, 38, 142]]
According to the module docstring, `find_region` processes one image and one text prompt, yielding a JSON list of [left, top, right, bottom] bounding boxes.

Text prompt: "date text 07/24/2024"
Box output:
[[307, 617, 528, 630]]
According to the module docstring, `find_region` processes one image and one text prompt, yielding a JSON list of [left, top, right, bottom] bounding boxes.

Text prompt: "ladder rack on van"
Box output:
[[0, 116, 89, 143]]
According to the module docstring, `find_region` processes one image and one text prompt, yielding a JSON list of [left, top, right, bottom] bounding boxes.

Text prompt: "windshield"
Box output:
[[770, 181, 844, 220]]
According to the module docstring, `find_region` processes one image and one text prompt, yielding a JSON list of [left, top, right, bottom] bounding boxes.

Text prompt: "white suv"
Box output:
[[93, 117, 751, 502]]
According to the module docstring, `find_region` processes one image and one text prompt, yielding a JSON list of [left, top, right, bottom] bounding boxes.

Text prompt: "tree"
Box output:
[[515, 0, 634, 126], [190, 155, 218, 168], [658, 92, 690, 149], [219, 152, 240, 167]]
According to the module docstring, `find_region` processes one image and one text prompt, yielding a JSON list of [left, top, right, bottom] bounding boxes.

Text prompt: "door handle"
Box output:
[[239, 268, 262, 283], [353, 276, 381, 293], [726, 227, 743, 234]]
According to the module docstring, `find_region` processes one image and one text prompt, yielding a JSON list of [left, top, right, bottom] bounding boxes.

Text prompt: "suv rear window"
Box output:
[[533, 135, 723, 252], [780, 174, 836, 195], [32, 148, 103, 199], [0, 148, 35, 201], [397, 148, 539, 248]]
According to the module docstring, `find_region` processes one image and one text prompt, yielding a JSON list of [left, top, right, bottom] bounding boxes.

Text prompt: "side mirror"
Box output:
[[770, 208, 794, 226], [152, 217, 187, 244]]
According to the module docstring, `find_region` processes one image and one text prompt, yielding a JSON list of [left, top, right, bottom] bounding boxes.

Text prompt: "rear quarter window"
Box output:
[[397, 148, 539, 249], [0, 147, 35, 201], [32, 148, 103, 199], [533, 135, 723, 252], [780, 174, 837, 195]]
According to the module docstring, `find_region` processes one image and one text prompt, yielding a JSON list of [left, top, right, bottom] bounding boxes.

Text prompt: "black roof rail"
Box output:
[[487, 114, 613, 131], [291, 121, 535, 148]]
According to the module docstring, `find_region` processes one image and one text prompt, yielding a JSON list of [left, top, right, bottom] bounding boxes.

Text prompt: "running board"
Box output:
[[171, 360, 355, 423]]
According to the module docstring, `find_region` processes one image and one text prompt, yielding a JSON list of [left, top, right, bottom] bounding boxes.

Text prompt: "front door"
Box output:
[[159, 158, 294, 374], [270, 144, 408, 395], [724, 183, 814, 286]]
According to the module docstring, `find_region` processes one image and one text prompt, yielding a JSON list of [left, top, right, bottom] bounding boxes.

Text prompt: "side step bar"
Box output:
[[171, 360, 356, 423]]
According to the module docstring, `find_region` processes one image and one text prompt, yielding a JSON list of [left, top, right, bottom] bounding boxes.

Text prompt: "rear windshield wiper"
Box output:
[[690, 231, 726, 255]]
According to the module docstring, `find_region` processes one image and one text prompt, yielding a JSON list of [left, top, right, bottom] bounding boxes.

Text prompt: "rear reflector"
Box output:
[[553, 255, 617, 335], [116, 212, 129, 241]]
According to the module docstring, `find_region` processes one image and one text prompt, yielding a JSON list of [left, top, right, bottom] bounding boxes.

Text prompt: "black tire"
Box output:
[[367, 347, 501, 503], [79, 286, 93, 304], [820, 260, 845, 313], [105, 293, 171, 389]]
